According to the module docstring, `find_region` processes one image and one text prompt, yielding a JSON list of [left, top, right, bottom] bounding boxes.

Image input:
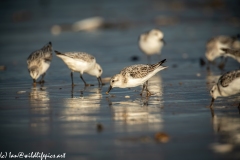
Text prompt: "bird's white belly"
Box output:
[[124, 78, 145, 88], [63, 58, 94, 73], [123, 68, 162, 88], [122, 74, 155, 88], [140, 41, 162, 55], [221, 78, 240, 97], [41, 61, 50, 75]]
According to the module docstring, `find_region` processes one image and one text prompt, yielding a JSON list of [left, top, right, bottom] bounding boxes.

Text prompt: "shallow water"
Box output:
[[0, 0, 240, 160]]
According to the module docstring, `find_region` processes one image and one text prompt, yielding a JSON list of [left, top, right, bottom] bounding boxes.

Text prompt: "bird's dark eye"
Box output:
[[112, 80, 115, 83], [99, 69, 102, 72]]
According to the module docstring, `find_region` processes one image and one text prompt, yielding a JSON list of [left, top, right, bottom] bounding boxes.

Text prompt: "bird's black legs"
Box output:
[[71, 72, 74, 87], [140, 81, 151, 96], [80, 75, 94, 86], [32, 79, 37, 87], [140, 82, 146, 96], [97, 77, 105, 86], [238, 103, 240, 114], [145, 80, 151, 96], [209, 98, 215, 108], [39, 73, 45, 84]]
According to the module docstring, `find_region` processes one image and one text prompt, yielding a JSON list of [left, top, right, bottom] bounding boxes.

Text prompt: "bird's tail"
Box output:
[[55, 50, 64, 56], [151, 59, 166, 68], [42, 42, 52, 52], [158, 59, 166, 65]]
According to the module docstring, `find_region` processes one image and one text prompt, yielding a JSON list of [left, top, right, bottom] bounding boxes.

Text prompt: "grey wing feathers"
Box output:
[[121, 59, 166, 79], [121, 64, 151, 78], [220, 70, 240, 87], [27, 42, 52, 64], [59, 52, 95, 62]]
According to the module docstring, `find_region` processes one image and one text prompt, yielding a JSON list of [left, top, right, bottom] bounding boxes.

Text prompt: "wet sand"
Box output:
[[0, 0, 240, 160]]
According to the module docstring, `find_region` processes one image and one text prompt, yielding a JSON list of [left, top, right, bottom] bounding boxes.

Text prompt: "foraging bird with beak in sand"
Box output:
[[106, 59, 167, 96]]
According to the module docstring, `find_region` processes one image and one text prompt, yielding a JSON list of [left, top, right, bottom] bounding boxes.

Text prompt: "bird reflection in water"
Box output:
[[106, 75, 164, 132], [147, 75, 164, 100], [71, 84, 103, 98], [209, 107, 240, 157], [60, 86, 102, 123], [29, 85, 50, 107], [29, 85, 51, 135], [207, 72, 240, 159]]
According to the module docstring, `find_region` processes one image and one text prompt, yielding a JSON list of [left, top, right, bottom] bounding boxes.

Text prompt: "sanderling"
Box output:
[[139, 29, 166, 62], [205, 35, 240, 62], [27, 42, 52, 83], [221, 48, 240, 63], [209, 69, 240, 109], [55, 51, 103, 86], [106, 59, 167, 96]]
